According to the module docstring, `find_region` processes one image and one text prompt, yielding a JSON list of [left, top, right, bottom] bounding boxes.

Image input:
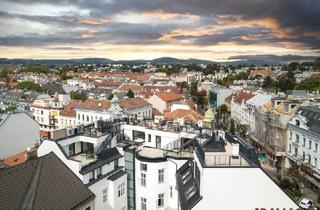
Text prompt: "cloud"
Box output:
[[0, 0, 319, 59]]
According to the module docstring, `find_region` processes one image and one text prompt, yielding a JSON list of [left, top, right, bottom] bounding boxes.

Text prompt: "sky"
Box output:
[[0, 0, 319, 61]]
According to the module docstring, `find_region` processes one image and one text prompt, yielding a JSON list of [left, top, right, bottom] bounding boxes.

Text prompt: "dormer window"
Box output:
[[295, 120, 300, 127]]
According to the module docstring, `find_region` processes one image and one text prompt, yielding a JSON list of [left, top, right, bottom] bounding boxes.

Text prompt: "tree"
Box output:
[[107, 93, 114, 100], [189, 82, 198, 97], [276, 71, 296, 92], [18, 81, 43, 92], [21, 65, 51, 74], [230, 119, 235, 134], [126, 89, 134, 98], [6, 104, 17, 112], [70, 91, 87, 100], [262, 76, 273, 89], [195, 90, 207, 110], [295, 76, 320, 91], [59, 72, 72, 81]]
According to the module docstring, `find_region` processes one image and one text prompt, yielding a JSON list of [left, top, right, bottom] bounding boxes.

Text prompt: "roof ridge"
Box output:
[[21, 158, 43, 210]]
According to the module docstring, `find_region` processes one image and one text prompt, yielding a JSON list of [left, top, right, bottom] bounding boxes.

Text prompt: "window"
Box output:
[[148, 134, 151, 142], [309, 140, 312, 150], [308, 155, 311, 164], [97, 167, 102, 177], [82, 114, 84, 121], [86, 115, 89, 122], [118, 182, 125, 197], [103, 188, 108, 203], [315, 158, 318, 168], [157, 193, 164, 207], [315, 143, 318, 152], [289, 144, 291, 153], [88, 171, 94, 182], [302, 152, 305, 161], [289, 131, 292, 139], [141, 197, 147, 210], [158, 169, 164, 183], [78, 114, 80, 120], [140, 163, 147, 171], [295, 120, 300, 126], [141, 173, 146, 187], [41, 110, 43, 115], [295, 134, 299, 143], [303, 138, 306, 146], [170, 186, 173, 198]]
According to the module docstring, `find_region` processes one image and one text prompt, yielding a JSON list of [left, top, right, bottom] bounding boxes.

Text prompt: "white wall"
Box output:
[[0, 112, 40, 159], [193, 167, 298, 210], [76, 109, 112, 125], [122, 124, 180, 149], [37, 140, 83, 179], [147, 95, 166, 113], [135, 158, 186, 210]]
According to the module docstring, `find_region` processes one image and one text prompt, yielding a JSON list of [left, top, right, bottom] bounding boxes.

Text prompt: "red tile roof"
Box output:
[[119, 98, 150, 110], [152, 108, 163, 116], [59, 100, 80, 117], [185, 99, 197, 110], [3, 152, 27, 167], [93, 80, 123, 87], [233, 90, 255, 104], [155, 92, 183, 102], [77, 99, 111, 110], [164, 109, 203, 123], [118, 83, 144, 93]]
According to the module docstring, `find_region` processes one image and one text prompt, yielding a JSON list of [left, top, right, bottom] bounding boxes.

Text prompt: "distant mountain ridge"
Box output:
[[0, 54, 318, 66]]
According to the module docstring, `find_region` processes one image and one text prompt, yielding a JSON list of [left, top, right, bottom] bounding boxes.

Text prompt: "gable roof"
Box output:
[[60, 100, 80, 117], [297, 106, 320, 134], [77, 99, 111, 111], [0, 152, 94, 210], [118, 83, 144, 93], [233, 90, 255, 104], [164, 109, 203, 123], [155, 92, 183, 102], [119, 97, 150, 110]]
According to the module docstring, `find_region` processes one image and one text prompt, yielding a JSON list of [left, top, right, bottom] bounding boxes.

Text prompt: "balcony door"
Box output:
[[156, 136, 161, 149]]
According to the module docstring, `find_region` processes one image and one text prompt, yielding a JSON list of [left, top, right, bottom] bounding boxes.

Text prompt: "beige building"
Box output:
[[147, 92, 184, 113]]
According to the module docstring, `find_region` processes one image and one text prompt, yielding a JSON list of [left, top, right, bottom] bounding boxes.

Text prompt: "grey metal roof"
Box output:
[[80, 147, 122, 175], [297, 106, 320, 134], [108, 170, 127, 181], [0, 152, 95, 210]]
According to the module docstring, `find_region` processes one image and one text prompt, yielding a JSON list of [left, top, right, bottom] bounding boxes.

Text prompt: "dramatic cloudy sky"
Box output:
[[0, 0, 319, 60]]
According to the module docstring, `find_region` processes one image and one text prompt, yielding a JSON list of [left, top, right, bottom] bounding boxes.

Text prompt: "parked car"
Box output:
[[299, 198, 313, 209]]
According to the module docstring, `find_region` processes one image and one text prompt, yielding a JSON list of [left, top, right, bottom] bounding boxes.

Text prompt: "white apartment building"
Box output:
[[75, 96, 152, 125], [231, 90, 272, 133], [120, 121, 298, 210], [37, 122, 127, 210], [231, 90, 255, 127], [31, 94, 71, 138], [56, 100, 79, 128], [287, 106, 320, 190]]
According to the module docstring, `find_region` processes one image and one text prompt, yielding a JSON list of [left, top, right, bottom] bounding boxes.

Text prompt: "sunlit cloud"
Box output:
[[0, 0, 319, 60]]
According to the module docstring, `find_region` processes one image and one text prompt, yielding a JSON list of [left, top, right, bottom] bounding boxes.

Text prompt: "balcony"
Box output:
[[69, 153, 96, 167], [204, 154, 250, 167], [137, 147, 193, 160]]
